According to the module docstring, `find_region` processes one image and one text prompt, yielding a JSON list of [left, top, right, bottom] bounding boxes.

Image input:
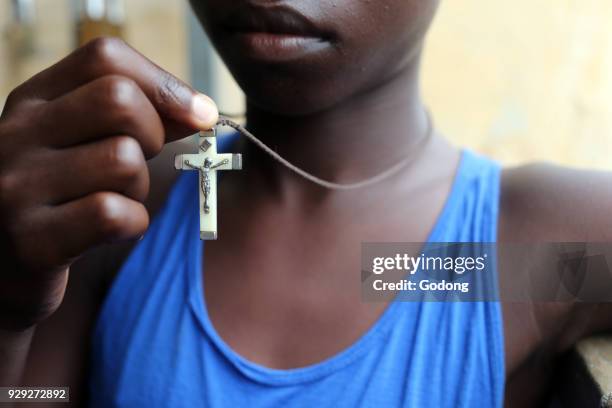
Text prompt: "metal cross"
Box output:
[[174, 128, 242, 240]]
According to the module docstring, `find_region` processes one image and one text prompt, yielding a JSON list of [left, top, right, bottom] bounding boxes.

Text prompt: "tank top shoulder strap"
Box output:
[[428, 149, 501, 243]]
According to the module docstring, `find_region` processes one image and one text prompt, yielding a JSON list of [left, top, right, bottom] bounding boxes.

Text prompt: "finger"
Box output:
[[38, 75, 164, 157], [23, 192, 149, 270], [40, 136, 149, 206], [10, 37, 218, 140]]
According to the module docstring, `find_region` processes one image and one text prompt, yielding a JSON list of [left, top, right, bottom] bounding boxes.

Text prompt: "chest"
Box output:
[[200, 174, 459, 368], [91, 149, 507, 406]]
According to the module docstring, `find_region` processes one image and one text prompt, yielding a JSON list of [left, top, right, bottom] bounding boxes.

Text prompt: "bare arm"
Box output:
[[500, 163, 612, 368]]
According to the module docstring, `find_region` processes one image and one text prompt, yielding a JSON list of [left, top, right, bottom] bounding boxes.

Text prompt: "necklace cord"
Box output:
[[215, 111, 433, 191]]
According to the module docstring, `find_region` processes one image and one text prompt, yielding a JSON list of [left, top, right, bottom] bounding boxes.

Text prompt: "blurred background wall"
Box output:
[[1, 0, 611, 170], [0, 0, 188, 107], [423, 0, 612, 169]]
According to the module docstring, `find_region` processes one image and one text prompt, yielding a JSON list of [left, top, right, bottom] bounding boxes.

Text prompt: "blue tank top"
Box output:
[[89, 137, 505, 407]]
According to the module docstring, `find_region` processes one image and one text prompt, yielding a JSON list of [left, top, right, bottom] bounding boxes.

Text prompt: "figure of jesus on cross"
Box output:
[[175, 128, 242, 240]]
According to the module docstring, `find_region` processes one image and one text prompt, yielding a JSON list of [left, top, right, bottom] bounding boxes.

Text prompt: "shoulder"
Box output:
[[497, 161, 612, 378], [499, 162, 612, 242]]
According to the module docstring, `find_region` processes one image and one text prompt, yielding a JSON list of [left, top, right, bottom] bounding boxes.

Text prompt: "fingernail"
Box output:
[[192, 93, 218, 128]]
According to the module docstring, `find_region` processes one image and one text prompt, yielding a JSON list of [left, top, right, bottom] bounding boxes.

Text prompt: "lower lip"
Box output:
[[231, 32, 332, 62]]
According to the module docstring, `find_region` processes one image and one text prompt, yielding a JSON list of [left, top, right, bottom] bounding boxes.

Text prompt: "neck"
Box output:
[[240, 55, 429, 196]]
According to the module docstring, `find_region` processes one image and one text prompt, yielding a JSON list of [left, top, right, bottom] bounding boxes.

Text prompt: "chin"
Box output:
[[228, 63, 355, 117], [244, 83, 345, 117]]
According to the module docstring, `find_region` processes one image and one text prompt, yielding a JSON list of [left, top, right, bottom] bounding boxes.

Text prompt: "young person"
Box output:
[[1, 1, 611, 406]]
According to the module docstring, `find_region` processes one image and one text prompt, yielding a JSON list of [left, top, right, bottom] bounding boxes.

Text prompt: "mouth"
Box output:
[[221, 5, 335, 62]]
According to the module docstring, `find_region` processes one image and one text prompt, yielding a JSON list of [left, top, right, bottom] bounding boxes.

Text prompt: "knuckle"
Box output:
[[98, 77, 163, 157], [85, 36, 125, 67], [106, 137, 144, 178], [102, 76, 139, 111], [90, 193, 126, 237]]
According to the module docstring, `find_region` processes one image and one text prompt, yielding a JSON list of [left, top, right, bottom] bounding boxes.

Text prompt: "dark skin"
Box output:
[[0, 0, 611, 406]]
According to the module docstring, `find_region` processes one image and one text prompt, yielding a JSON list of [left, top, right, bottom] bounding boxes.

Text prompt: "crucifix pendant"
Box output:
[[174, 128, 242, 240]]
